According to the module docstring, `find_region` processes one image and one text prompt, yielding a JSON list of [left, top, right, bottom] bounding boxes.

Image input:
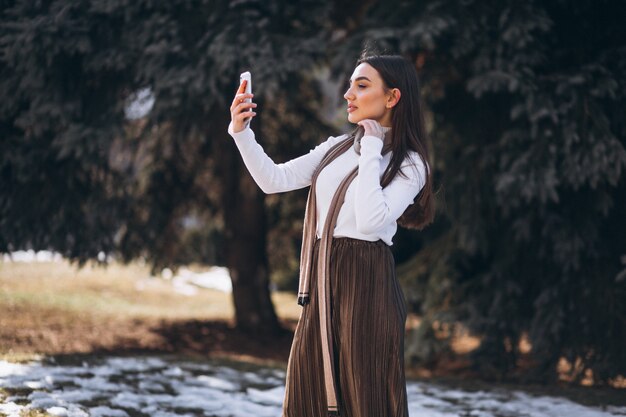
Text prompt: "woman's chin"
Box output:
[[348, 113, 381, 125]]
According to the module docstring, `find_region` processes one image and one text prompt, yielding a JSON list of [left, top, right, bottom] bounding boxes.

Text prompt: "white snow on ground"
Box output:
[[152, 266, 234, 295], [0, 356, 624, 417], [2, 250, 63, 263], [173, 266, 233, 293]]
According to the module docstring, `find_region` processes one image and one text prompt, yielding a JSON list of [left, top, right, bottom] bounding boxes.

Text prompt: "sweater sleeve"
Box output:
[[354, 135, 426, 235], [227, 122, 346, 194]]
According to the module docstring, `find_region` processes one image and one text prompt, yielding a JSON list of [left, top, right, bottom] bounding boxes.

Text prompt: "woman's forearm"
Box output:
[[227, 122, 345, 194]]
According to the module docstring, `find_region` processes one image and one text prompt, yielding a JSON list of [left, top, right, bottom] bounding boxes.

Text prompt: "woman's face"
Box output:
[[344, 63, 395, 127]]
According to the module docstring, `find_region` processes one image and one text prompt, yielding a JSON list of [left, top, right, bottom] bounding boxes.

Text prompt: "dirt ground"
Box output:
[[0, 302, 293, 363], [0, 298, 466, 376]]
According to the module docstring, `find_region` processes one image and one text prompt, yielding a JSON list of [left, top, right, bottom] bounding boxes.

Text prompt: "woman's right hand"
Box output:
[[230, 80, 257, 133]]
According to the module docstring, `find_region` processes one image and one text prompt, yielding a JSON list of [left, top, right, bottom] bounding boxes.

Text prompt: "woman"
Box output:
[[228, 54, 434, 417]]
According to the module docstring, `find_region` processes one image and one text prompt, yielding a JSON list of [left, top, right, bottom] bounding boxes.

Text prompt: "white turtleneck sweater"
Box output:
[[227, 122, 427, 245]]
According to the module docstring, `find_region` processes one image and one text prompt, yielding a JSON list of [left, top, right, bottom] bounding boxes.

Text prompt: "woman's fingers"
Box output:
[[230, 80, 258, 132], [233, 79, 247, 99], [230, 93, 254, 111], [357, 119, 384, 138], [233, 101, 257, 114], [357, 119, 375, 131], [358, 118, 378, 127], [232, 101, 257, 122], [232, 80, 249, 104], [237, 79, 247, 94], [238, 110, 257, 119]]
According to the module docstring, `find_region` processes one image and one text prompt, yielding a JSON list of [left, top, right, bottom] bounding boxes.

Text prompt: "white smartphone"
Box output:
[[239, 71, 252, 128]]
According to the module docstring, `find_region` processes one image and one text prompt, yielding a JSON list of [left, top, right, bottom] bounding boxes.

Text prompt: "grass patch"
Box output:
[[1, 261, 230, 320], [0, 352, 42, 363], [0, 259, 300, 321], [20, 410, 53, 417], [0, 409, 52, 417], [0, 259, 298, 360]]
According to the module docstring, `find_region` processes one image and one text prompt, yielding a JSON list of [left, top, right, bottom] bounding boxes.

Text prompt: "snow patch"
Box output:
[[89, 406, 130, 417], [0, 356, 624, 417], [2, 250, 63, 263], [175, 266, 233, 293]]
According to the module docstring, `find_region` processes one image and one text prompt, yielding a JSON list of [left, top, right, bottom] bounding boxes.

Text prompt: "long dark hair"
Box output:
[[356, 54, 435, 230]]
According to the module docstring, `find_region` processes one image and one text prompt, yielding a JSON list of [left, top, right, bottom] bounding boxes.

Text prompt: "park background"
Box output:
[[1, 0, 625, 414]]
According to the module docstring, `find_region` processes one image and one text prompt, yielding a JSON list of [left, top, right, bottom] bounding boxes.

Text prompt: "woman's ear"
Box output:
[[386, 88, 401, 108]]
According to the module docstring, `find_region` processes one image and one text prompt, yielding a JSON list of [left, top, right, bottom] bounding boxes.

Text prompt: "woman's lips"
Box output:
[[347, 104, 358, 113]]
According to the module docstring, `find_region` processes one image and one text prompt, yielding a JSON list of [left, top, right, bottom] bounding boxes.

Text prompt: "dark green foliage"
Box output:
[[0, 0, 331, 268], [0, 0, 333, 333], [0, 0, 133, 262]]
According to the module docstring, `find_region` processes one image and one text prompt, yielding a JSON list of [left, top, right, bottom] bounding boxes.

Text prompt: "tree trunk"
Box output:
[[213, 109, 282, 335]]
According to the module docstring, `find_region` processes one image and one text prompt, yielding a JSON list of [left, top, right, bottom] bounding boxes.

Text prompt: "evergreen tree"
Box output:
[[0, 0, 333, 334]]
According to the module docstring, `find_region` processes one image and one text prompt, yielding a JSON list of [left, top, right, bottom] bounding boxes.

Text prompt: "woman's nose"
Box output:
[[343, 88, 353, 100]]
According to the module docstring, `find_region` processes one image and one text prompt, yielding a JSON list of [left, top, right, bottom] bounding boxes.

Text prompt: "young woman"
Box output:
[[228, 54, 434, 417]]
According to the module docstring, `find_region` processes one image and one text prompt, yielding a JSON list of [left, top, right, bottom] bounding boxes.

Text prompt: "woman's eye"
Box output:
[[357, 84, 366, 89]]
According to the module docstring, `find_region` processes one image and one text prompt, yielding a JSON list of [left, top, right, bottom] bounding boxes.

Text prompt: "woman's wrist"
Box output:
[[228, 121, 251, 137]]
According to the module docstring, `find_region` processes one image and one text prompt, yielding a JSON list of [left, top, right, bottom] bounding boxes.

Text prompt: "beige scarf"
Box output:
[[297, 128, 392, 416]]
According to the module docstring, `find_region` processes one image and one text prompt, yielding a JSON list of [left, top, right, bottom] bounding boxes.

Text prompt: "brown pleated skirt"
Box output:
[[283, 237, 409, 417]]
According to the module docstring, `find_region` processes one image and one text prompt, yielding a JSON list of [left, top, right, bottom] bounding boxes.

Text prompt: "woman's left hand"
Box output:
[[357, 119, 385, 141]]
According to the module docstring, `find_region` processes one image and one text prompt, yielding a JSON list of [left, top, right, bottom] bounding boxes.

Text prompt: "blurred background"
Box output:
[[1, 0, 625, 391]]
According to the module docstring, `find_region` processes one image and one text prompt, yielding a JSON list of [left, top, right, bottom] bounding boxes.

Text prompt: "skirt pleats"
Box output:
[[283, 237, 409, 417]]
